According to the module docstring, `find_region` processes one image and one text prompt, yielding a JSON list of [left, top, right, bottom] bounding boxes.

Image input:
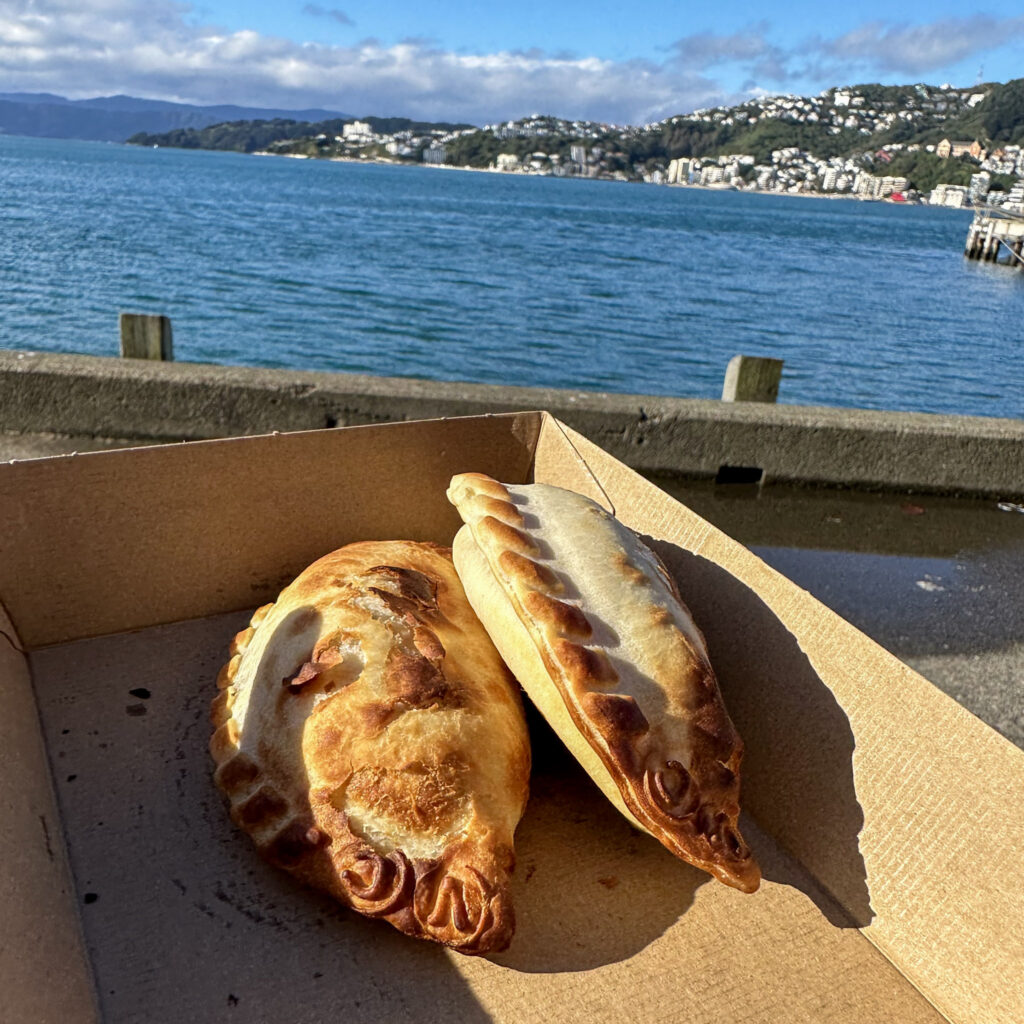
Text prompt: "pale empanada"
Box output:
[[447, 473, 760, 893], [210, 540, 531, 953]]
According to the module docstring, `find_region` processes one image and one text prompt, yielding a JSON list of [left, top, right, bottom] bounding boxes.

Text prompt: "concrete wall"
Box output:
[[2, 349, 1022, 498]]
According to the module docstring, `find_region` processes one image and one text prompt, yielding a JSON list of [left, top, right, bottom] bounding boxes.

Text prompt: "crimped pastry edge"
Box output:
[[208, 543, 525, 953], [447, 472, 760, 894]]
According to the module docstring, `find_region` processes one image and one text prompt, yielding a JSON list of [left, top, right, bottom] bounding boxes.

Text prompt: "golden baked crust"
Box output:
[[447, 473, 760, 894], [210, 540, 531, 953]]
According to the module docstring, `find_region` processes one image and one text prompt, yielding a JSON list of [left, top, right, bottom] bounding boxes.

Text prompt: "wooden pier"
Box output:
[[964, 206, 1024, 267]]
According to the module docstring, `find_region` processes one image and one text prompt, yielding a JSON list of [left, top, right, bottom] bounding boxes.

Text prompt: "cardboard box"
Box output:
[[1, 411, 1021, 1023]]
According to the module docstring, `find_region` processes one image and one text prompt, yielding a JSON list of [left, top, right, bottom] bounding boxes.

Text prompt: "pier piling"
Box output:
[[119, 313, 173, 360], [964, 208, 1024, 268], [722, 355, 784, 403]]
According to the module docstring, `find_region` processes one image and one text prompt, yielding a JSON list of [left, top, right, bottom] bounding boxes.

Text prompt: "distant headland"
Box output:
[[125, 80, 1024, 207], [3, 79, 1022, 207]]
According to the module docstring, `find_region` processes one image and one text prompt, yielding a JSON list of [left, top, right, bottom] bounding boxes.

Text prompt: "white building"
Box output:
[[928, 183, 969, 208], [854, 172, 880, 198], [878, 176, 909, 197], [969, 172, 991, 204], [342, 121, 373, 141], [1003, 183, 1024, 210], [666, 157, 698, 184]]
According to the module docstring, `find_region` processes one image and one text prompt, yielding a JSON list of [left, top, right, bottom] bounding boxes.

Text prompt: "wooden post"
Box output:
[[967, 219, 984, 259], [983, 222, 996, 262], [722, 355, 784, 403], [964, 223, 976, 258], [119, 313, 173, 360]]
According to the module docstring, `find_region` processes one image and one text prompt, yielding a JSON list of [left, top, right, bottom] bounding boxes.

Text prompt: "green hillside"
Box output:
[[128, 115, 473, 153], [126, 79, 1024, 195]]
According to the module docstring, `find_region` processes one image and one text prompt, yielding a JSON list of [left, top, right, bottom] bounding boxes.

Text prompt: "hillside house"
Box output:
[[936, 139, 986, 160]]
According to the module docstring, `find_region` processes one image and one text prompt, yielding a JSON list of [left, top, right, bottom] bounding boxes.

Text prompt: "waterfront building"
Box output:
[[342, 121, 373, 141], [929, 183, 969, 207], [854, 172, 880, 198], [878, 176, 909, 197], [422, 145, 446, 165], [1003, 184, 1024, 211], [969, 172, 992, 204], [667, 158, 698, 184]]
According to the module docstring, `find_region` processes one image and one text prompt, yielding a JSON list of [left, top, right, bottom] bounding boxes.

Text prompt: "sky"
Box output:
[[1, 0, 1022, 125]]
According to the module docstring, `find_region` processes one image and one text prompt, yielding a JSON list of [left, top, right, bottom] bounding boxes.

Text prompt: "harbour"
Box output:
[[2, 135, 1021, 421]]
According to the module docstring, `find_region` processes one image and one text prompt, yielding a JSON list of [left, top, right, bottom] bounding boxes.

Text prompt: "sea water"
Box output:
[[1, 134, 1020, 419]]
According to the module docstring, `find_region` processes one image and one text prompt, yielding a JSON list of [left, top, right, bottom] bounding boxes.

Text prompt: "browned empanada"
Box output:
[[210, 540, 531, 954], [447, 473, 760, 894]]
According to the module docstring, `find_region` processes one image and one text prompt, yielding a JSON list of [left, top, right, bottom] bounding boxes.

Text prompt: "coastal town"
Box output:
[[129, 79, 1024, 209]]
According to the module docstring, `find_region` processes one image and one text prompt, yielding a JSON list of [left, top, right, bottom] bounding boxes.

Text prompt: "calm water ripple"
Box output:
[[1, 134, 1022, 418]]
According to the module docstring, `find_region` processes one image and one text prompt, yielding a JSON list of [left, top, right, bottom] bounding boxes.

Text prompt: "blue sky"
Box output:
[[1, 0, 1022, 124]]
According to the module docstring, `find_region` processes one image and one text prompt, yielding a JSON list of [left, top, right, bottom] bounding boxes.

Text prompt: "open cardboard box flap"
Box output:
[[1, 411, 1021, 1024]]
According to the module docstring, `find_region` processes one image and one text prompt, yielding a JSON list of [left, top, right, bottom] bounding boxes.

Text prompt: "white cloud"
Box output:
[[302, 5, 353, 28], [810, 16, 1024, 76], [0, 0, 731, 122], [0, 3, 1020, 125], [672, 15, 1024, 92], [672, 22, 783, 71]]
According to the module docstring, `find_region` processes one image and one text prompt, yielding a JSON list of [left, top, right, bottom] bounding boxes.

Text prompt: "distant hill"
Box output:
[[0, 92, 349, 142], [125, 80, 1024, 163], [930, 78, 1024, 146]]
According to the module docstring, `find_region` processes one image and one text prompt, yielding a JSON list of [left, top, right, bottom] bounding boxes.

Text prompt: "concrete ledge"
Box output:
[[2, 349, 1022, 498]]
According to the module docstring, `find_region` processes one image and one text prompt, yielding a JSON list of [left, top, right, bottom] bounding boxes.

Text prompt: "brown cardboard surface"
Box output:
[[0, 412, 540, 648], [548, 422, 1024, 1024], [0, 603, 98, 1024], [2, 412, 1023, 1023], [29, 610, 941, 1024]]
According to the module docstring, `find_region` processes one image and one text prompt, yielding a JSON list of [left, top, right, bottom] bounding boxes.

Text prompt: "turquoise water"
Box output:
[[1, 134, 1021, 418]]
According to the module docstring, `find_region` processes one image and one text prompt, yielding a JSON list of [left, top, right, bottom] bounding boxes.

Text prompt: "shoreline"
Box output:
[[246, 146, 965, 208], [26, 134, 974, 210]]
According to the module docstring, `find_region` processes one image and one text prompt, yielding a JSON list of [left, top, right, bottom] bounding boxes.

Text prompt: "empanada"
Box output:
[[210, 540, 531, 954], [447, 474, 760, 893]]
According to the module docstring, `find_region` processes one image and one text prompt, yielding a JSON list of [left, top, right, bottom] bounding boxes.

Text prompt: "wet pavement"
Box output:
[[655, 476, 1024, 750], [4, 432, 1021, 751]]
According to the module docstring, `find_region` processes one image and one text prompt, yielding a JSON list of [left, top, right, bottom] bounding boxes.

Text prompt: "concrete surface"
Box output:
[[2, 348, 1023, 497], [0, 431, 155, 460]]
